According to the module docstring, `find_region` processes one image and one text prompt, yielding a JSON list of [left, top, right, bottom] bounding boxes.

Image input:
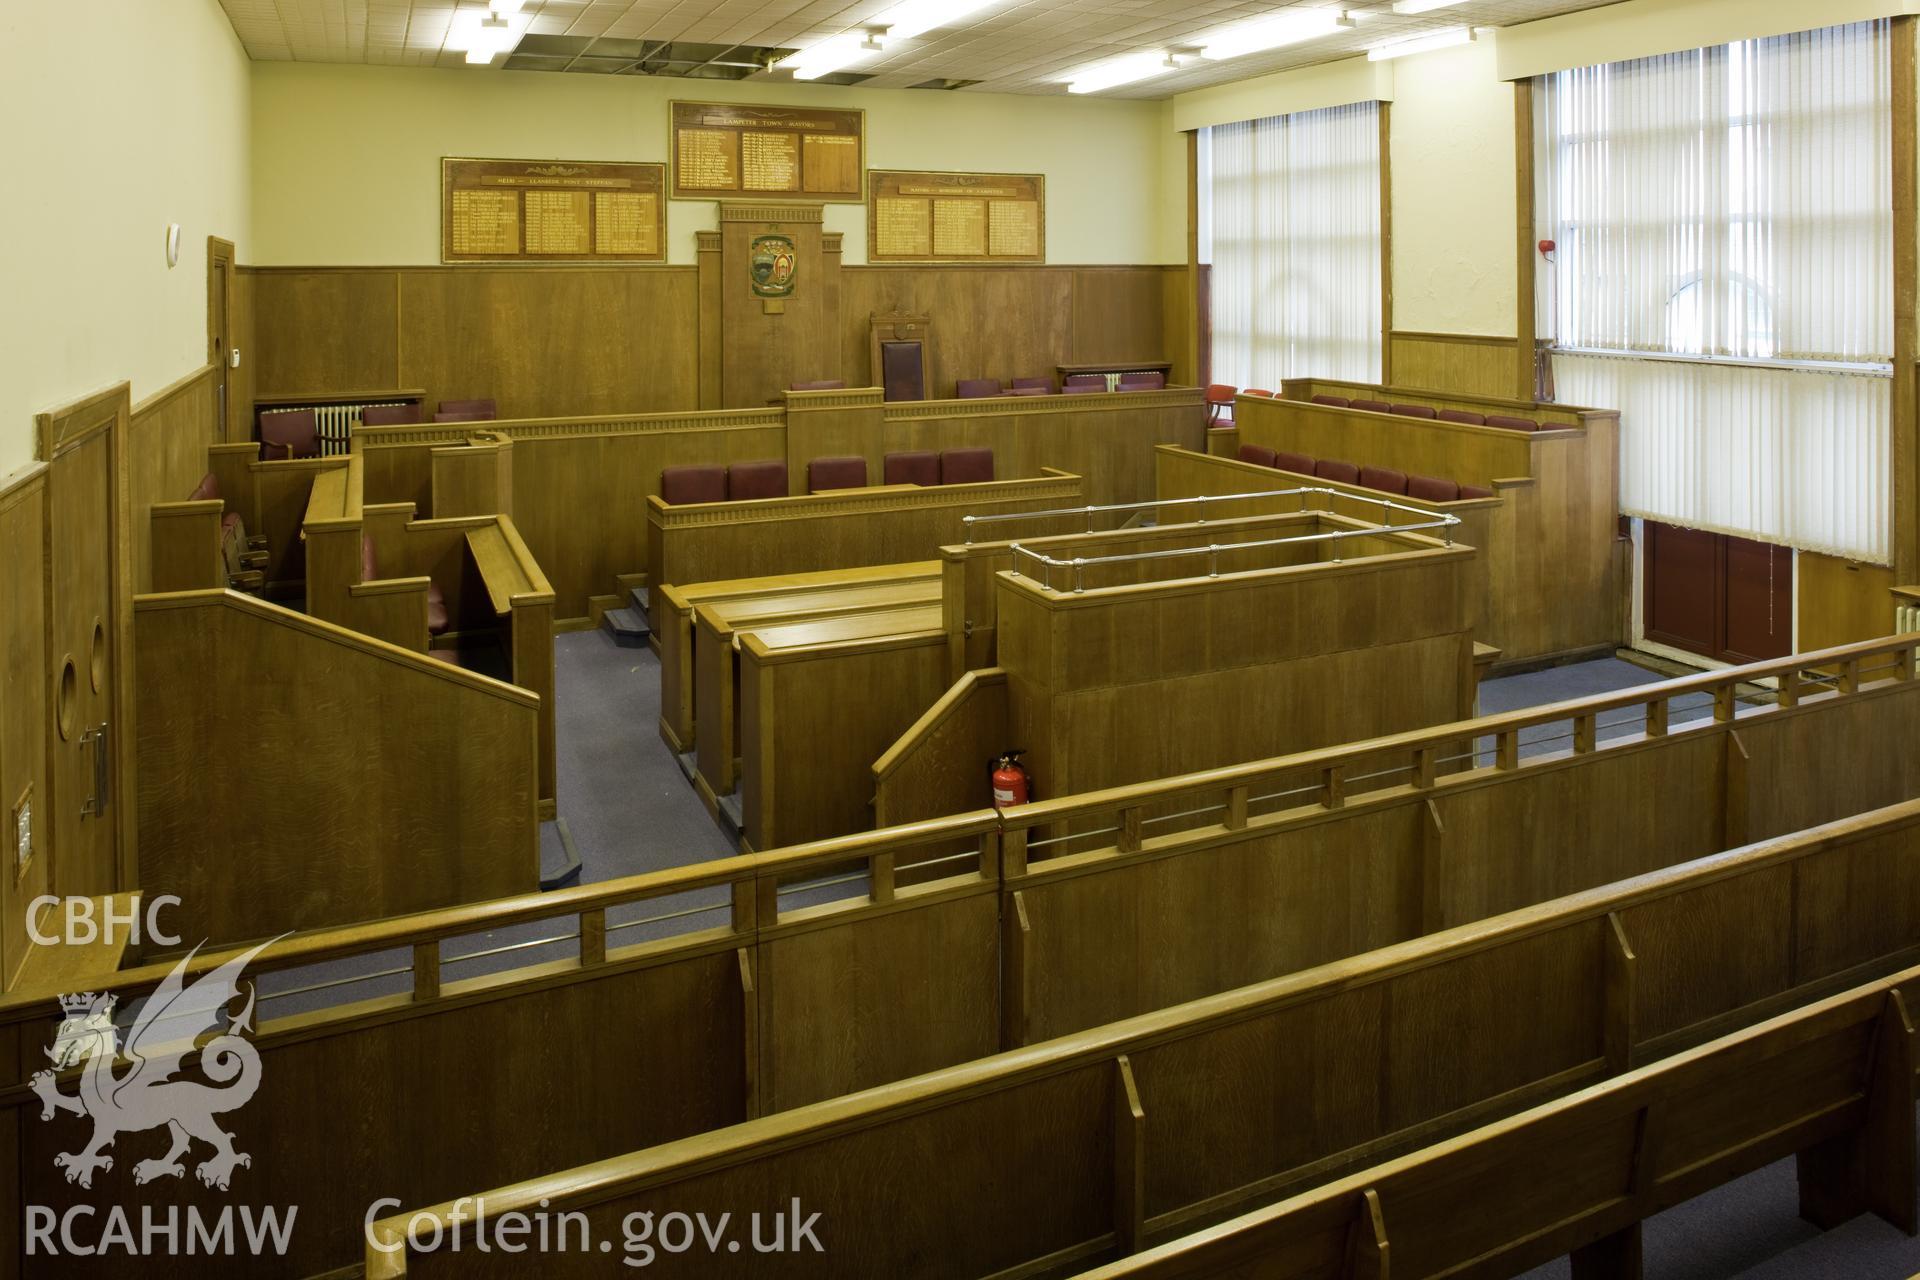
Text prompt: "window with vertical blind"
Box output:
[[1535, 20, 1893, 564], [1202, 102, 1382, 391]]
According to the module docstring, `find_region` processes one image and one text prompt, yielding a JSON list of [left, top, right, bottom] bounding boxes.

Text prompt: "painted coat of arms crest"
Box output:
[[750, 234, 797, 298]]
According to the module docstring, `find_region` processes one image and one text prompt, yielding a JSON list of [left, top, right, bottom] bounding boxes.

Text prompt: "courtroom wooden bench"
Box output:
[[737, 603, 949, 849], [0, 639, 1908, 1277], [1228, 394, 1625, 667], [655, 561, 939, 755], [691, 574, 945, 803], [361, 796, 1920, 1279], [1078, 966, 1917, 1279], [643, 468, 1084, 633]]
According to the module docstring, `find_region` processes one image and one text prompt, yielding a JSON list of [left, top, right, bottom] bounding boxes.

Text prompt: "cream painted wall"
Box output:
[[0, 0, 251, 474], [249, 63, 1185, 268], [1389, 40, 1518, 337]]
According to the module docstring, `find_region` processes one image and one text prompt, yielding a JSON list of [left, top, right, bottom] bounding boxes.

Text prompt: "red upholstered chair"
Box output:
[[727, 460, 789, 501], [259, 409, 319, 461], [956, 378, 1003, 399], [1390, 403, 1438, 419], [1243, 388, 1276, 398], [1061, 384, 1108, 394], [1236, 444, 1279, 468], [1349, 399, 1392, 415], [1205, 384, 1237, 425], [1437, 409, 1487, 426], [1460, 484, 1496, 499], [790, 379, 846, 391], [883, 451, 940, 486], [1007, 385, 1050, 396], [1309, 394, 1351, 408], [1117, 372, 1165, 391], [439, 399, 497, 421], [1359, 465, 1410, 495], [1408, 474, 1462, 503], [1315, 459, 1361, 485], [940, 448, 995, 485], [808, 456, 870, 492], [1485, 414, 1540, 432], [1012, 377, 1054, 393], [188, 472, 221, 503], [1273, 450, 1315, 474], [660, 465, 728, 505], [1063, 374, 1107, 391], [361, 533, 448, 635], [360, 404, 421, 426]]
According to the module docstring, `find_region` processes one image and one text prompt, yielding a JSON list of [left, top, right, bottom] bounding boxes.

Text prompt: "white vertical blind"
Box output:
[[1207, 102, 1382, 390], [1536, 20, 1893, 563]]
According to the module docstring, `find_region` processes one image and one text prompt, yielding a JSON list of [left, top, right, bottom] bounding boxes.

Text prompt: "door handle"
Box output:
[[79, 723, 109, 818]]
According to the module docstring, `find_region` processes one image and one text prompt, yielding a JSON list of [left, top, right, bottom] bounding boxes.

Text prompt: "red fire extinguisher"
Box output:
[[990, 750, 1032, 809]]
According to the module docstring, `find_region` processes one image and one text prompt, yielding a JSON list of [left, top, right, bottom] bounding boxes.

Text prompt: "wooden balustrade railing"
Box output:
[[5, 636, 1912, 1049]]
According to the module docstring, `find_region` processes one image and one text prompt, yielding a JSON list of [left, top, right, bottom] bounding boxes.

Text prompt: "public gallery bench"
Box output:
[[364, 799, 1920, 1278], [146, 468, 269, 593], [642, 468, 1082, 632], [1226, 392, 1624, 666], [1082, 964, 1917, 1279], [4, 638, 1913, 1278], [655, 562, 939, 755]]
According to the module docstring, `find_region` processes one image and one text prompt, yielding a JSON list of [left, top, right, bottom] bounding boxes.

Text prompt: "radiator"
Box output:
[[262, 401, 411, 456], [1899, 602, 1920, 635]]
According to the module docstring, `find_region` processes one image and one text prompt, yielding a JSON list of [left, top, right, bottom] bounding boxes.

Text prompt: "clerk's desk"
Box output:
[[656, 561, 937, 755], [693, 575, 946, 800]]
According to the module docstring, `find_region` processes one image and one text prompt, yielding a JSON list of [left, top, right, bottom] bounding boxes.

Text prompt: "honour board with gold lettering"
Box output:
[[670, 101, 865, 203], [867, 170, 1045, 264], [442, 158, 667, 263]]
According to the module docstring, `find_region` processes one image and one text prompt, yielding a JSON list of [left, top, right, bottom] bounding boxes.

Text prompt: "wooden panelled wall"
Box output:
[[0, 361, 222, 990], [241, 263, 1190, 417]]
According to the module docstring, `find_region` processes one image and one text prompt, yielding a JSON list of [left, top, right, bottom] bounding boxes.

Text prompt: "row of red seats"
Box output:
[[257, 398, 495, 461], [1236, 443, 1494, 503], [659, 448, 996, 505]]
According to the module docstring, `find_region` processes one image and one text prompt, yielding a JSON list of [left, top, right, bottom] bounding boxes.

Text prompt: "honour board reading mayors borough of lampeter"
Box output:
[[442, 158, 666, 263], [867, 171, 1045, 263], [669, 101, 865, 202]]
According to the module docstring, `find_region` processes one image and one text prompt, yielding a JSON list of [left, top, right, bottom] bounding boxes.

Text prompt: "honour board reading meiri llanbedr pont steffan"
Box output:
[[867, 170, 1045, 264], [669, 101, 865, 202], [441, 158, 668, 263]]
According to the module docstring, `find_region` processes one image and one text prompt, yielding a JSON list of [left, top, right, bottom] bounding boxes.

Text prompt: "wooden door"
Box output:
[[37, 388, 128, 897], [1643, 520, 1794, 664], [209, 236, 235, 442]]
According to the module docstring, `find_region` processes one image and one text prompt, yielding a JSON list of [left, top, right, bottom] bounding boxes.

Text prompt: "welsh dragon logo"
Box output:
[[30, 939, 278, 1191]]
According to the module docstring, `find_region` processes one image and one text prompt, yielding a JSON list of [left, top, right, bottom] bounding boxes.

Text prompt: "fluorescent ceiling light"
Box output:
[[876, 0, 998, 42], [1201, 9, 1353, 61], [1390, 0, 1466, 13], [1366, 25, 1474, 59], [1067, 50, 1175, 95], [489, 0, 526, 14], [447, 10, 530, 54], [778, 31, 888, 80]]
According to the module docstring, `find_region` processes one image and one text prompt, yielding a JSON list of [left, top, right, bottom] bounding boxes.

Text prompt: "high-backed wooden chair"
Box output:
[[259, 408, 319, 460]]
